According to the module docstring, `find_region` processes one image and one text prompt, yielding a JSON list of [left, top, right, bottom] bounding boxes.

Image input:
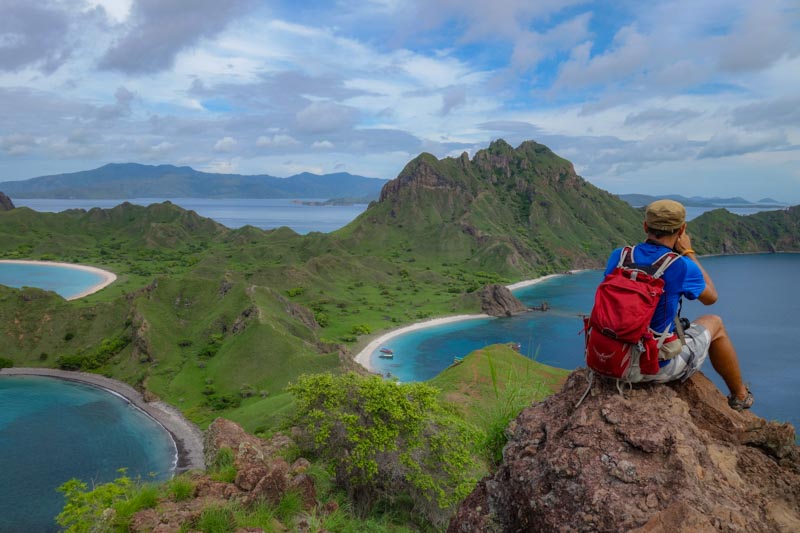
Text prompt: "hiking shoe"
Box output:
[[728, 388, 754, 411]]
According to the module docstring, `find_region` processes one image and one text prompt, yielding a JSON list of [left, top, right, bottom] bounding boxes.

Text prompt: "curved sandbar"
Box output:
[[355, 271, 582, 373], [0, 259, 117, 300], [0, 367, 205, 473]]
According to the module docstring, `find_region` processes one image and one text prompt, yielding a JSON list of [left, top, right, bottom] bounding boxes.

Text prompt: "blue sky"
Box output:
[[1, 0, 799, 202]]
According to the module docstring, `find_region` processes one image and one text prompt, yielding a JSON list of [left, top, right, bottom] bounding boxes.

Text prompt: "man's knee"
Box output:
[[694, 314, 725, 337]]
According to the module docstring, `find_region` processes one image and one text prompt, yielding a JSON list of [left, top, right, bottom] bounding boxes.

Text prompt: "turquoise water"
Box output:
[[0, 262, 105, 299], [0, 376, 176, 532], [370, 254, 800, 432]]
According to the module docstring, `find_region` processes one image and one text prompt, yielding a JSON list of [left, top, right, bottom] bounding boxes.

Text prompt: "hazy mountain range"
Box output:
[[618, 193, 784, 208], [0, 163, 388, 200]]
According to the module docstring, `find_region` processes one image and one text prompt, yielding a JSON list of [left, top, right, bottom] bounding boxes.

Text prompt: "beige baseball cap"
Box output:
[[645, 199, 686, 231]]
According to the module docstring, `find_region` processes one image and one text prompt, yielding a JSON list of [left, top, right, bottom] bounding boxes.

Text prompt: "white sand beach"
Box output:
[[354, 271, 580, 373], [0, 367, 205, 472], [0, 259, 117, 299]]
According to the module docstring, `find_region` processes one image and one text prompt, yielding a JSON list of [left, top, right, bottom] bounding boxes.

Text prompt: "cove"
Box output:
[[0, 376, 177, 532], [368, 254, 800, 433], [0, 260, 115, 300]]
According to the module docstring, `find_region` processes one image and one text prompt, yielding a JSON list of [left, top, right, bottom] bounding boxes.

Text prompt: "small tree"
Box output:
[[288, 372, 479, 526]]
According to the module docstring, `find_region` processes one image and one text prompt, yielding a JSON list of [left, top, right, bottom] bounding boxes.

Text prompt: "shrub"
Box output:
[[350, 324, 371, 336], [288, 372, 480, 527], [0, 357, 13, 369], [286, 287, 305, 297], [56, 469, 158, 532], [205, 393, 241, 411], [166, 476, 195, 501], [56, 335, 131, 371], [196, 505, 236, 533]]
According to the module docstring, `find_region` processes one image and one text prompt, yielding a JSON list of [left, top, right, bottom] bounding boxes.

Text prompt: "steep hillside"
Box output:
[[688, 206, 800, 254], [338, 140, 644, 277], [0, 163, 387, 199], [1, 141, 799, 432]]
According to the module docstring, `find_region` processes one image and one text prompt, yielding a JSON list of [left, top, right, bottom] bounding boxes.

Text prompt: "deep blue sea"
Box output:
[[14, 198, 369, 234], [0, 262, 105, 300], [369, 254, 800, 433], [0, 376, 176, 532]]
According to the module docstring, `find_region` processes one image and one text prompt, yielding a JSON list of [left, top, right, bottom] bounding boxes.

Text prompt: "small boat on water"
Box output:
[[379, 347, 394, 359]]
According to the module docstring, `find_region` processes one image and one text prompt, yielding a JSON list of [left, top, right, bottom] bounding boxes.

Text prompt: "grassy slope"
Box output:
[[1, 142, 798, 432], [428, 344, 569, 431]]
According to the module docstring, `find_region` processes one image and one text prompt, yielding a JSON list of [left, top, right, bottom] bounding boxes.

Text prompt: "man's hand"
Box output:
[[675, 232, 693, 255]]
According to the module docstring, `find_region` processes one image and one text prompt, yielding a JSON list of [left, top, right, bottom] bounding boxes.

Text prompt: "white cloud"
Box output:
[[256, 134, 301, 148], [214, 136, 238, 152], [312, 140, 334, 149]]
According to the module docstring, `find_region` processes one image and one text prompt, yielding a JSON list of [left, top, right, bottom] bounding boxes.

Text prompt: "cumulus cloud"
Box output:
[[95, 87, 136, 120], [716, 2, 800, 73], [98, 0, 251, 74], [511, 12, 593, 71], [256, 134, 301, 148], [0, 0, 79, 73], [312, 140, 334, 149], [1, 133, 38, 155], [214, 136, 238, 152]]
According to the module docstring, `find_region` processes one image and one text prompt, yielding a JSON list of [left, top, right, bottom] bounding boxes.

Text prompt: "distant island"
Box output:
[[293, 197, 374, 206], [618, 193, 785, 208], [0, 163, 388, 200]]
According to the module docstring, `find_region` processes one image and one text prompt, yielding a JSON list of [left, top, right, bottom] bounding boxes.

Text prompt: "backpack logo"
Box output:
[[584, 245, 679, 380]]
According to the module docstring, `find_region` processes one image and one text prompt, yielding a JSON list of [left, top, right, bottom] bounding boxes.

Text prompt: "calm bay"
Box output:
[[369, 253, 800, 434], [0, 376, 176, 532]]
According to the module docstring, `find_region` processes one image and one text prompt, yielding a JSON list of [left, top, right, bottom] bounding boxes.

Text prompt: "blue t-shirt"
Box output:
[[604, 242, 706, 334]]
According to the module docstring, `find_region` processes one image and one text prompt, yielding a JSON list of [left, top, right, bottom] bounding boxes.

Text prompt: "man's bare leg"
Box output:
[[694, 314, 748, 401]]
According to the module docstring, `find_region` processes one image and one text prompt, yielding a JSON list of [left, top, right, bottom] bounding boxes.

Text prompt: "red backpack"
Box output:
[[584, 245, 680, 381]]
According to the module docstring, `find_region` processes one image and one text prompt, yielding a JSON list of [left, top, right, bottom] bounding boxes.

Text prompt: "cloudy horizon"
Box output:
[[1, 0, 798, 202]]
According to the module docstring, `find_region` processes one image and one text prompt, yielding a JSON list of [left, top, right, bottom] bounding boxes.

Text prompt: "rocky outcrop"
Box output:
[[449, 371, 800, 533], [130, 418, 335, 532], [478, 284, 527, 316], [0, 191, 14, 211]]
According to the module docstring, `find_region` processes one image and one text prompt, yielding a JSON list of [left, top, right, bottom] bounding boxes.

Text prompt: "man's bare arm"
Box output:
[[675, 232, 718, 305]]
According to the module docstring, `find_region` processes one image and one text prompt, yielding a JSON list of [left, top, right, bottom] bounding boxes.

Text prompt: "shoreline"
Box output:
[[0, 367, 205, 473], [0, 259, 117, 300], [354, 271, 577, 373]]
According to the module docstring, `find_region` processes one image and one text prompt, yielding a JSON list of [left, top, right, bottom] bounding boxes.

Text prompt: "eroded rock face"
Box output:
[[131, 419, 326, 533], [449, 371, 800, 533], [0, 192, 14, 211], [478, 284, 527, 317]]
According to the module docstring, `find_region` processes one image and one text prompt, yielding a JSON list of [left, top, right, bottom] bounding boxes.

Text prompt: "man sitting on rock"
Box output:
[[603, 199, 753, 410]]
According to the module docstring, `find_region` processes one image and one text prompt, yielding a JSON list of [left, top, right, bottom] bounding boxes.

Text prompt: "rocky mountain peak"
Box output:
[[449, 371, 800, 532], [0, 191, 14, 211]]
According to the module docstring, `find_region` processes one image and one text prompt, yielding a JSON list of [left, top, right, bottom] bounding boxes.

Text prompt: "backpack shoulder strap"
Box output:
[[651, 251, 680, 279], [617, 245, 635, 268]]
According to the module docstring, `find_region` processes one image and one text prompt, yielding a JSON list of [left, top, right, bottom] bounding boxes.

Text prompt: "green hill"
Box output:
[[1, 140, 798, 432], [339, 140, 644, 278]]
